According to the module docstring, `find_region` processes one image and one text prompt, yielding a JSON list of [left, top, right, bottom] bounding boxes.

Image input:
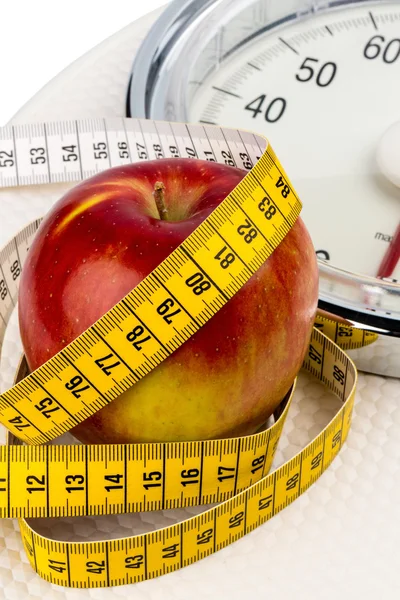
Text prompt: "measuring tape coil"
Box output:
[[0, 118, 376, 587]]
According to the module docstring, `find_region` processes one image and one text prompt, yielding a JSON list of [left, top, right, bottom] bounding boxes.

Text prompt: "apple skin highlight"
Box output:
[[18, 158, 319, 443]]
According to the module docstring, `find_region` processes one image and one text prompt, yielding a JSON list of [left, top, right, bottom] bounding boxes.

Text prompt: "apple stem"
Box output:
[[153, 181, 168, 220]]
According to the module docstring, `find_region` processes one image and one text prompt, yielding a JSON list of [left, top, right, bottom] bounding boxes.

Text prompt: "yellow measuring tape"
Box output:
[[0, 119, 377, 588]]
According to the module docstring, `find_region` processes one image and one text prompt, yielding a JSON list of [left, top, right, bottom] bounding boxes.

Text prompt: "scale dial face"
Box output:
[[189, 2, 400, 281]]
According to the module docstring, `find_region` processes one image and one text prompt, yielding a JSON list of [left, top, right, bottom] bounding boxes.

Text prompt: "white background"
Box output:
[[0, 0, 167, 124]]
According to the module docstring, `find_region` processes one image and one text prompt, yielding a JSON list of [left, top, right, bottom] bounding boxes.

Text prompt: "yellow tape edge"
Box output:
[[15, 328, 357, 588]]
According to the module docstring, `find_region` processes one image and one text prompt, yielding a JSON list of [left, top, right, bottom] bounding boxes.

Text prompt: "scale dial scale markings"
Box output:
[[128, 0, 400, 374], [189, 2, 400, 281]]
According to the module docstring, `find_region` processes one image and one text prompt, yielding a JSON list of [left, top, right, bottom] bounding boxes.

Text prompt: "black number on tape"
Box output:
[[181, 468, 200, 487], [162, 544, 179, 559], [136, 143, 147, 160], [286, 473, 299, 491], [126, 325, 151, 350], [197, 528, 213, 545], [104, 474, 123, 492], [0, 150, 14, 168], [62, 145, 78, 162], [118, 141, 129, 159], [86, 560, 105, 574], [215, 246, 236, 269], [157, 298, 181, 324], [10, 260, 21, 280], [65, 375, 90, 398], [48, 559, 67, 574], [204, 150, 215, 162], [217, 465, 236, 482], [30, 147, 46, 165], [258, 495, 273, 510], [251, 455, 265, 474], [333, 365, 345, 385], [229, 511, 244, 528], [275, 176, 290, 198], [332, 430, 342, 448], [93, 142, 108, 160], [311, 452, 323, 470], [185, 272, 212, 296], [95, 353, 121, 375], [237, 219, 258, 243], [309, 345, 322, 364], [153, 144, 163, 159], [258, 196, 277, 220], [338, 327, 352, 337], [125, 555, 144, 569], [0, 279, 8, 300], [65, 474, 85, 493], [34, 397, 60, 419], [24, 537, 34, 556], [8, 416, 30, 431], [26, 474, 45, 493], [185, 147, 196, 158], [143, 471, 162, 490], [221, 149, 235, 167], [239, 152, 252, 170]]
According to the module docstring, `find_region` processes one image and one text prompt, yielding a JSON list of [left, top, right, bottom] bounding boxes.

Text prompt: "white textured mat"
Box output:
[[0, 7, 399, 599]]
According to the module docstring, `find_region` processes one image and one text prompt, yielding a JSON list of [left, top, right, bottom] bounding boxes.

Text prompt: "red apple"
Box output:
[[18, 158, 318, 444]]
